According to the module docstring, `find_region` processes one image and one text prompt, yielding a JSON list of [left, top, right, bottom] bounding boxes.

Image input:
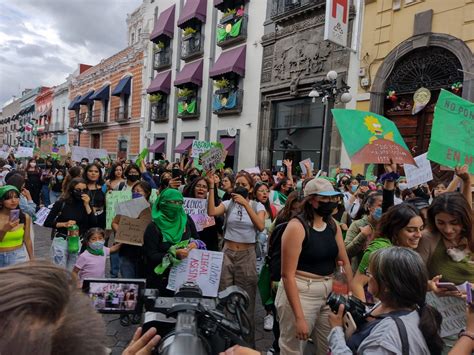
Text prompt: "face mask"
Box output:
[[89, 240, 105, 250], [30, 163, 36, 168], [351, 185, 358, 193], [398, 183, 408, 191], [73, 190, 84, 200], [132, 192, 143, 199], [314, 201, 338, 217], [57, 175, 64, 181], [127, 174, 139, 182], [372, 207, 382, 221]]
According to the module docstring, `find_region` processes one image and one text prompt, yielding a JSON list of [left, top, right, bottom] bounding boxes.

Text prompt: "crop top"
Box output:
[[0, 225, 25, 248], [297, 222, 339, 276]]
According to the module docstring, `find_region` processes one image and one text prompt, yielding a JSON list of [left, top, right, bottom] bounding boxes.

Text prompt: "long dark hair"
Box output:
[[428, 192, 473, 251], [124, 164, 141, 179], [300, 195, 336, 231], [183, 177, 208, 198], [62, 177, 87, 203], [370, 247, 443, 355], [107, 163, 124, 181], [0, 188, 25, 223], [274, 191, 301, 226], [254, 181, 274, 221], [354, 191, 382, 220], [62, 166, 83, 193], [83, 163, 104, 185], [132, 181, 152, 201], [273, 177, 288, 193], [261, 169, 275, 187], [376, 203, 421, 245]]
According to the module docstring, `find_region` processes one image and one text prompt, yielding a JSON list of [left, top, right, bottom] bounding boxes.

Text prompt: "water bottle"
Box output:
[[67, 224, 80, 254], [332, 260, 349, 295]]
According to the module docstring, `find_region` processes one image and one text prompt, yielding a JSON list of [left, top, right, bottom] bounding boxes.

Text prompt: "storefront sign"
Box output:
[[324, 0, 349, 47]]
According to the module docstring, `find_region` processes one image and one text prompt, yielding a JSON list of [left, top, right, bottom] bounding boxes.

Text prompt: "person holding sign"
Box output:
[[207, 171, 265, 346], [0, 186, 33, 267], [142, 188, 198, 296]]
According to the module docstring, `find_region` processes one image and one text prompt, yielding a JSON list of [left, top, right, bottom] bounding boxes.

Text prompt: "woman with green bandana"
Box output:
[[143, 188, 198, 296], [0, 185, 33, 267]]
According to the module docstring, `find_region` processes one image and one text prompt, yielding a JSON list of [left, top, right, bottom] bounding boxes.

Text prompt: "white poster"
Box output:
[[183, 198, 215, 232], [324, 0, 349, 47], [426, 292, 466, 337], [244, 167, 261, 175], [404, 153, 433, 188], [191, 140, 212, 158], [71, 146, 108, 162], [299, 158, 314, 176], [34, 207, 51, 226], [15, 146, 34, 158], [167, 249, 224, 297]]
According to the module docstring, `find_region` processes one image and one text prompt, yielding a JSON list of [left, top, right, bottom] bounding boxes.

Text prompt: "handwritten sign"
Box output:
[[200, 146, 225, 171], [105, 190, 132, 229], [167, 249, 224, 297], [428, 89, 474, 174], [404, 153, 433, 188], [34, 207, 51, 226], [183, 198, 215, 232], [115, 213, 151, 246], [191, 140, 212, 158], [15, 146, 34, 158], [71, 146, 108, 162], [426, 292, 466, 337], [299, 158, 314, 175], [115, 197, 149, 219]]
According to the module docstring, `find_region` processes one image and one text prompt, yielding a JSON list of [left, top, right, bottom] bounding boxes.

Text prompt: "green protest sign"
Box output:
[[427, 89, 474, 174], [332, 109, 415, 165], [135, 148, 149, 167], [105, 190, 132, 230]]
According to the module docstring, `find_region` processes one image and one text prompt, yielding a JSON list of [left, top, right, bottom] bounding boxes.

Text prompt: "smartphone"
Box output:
[[172, 168, 182, 179], [82, 278, 146, 314], [436, 282, 458, 291], [360, 180, 369, 187], [466, 283, 473, 306], [343, 312, 357, 340], [9, 209, 20, 222]]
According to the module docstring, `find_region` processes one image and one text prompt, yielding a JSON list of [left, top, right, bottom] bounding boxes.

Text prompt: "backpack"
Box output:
[[267, 214, 309, 282]]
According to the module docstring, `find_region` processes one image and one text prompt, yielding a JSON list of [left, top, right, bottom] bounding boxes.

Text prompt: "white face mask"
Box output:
[[398, 183, 408, 191]]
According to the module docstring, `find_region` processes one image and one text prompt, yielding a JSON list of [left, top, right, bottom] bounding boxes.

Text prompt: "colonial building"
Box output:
[[141, 0, 267, 170], [51, 80, 70, 147], [18, 87, 45, 148], [353, 0, 473, 179], [35, 86, 54, 146], [257, 0, 361, 171], [0, 97, 21, 146], [68, 9, 145, 161]]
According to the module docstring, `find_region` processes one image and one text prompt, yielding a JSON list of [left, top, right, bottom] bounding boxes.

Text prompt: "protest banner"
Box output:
[[115, 197, 150, 219], [57, 134, 68, 146], [34, 207, 51, 226], [115, 211, 151, 246], [183, 198, 215, 232], [426, 292, 466, 337], [244, 167, 261, 175], [105, 190, 132, 230], [71, 146, 108, 162], [191, 140, 212, 158], [167, 249, 224, 297], [299, 158, 314, 176], [404, 153, 434, 188], [15, 146, 34, 158], [427, 89, 474, 174], [200, 144, 225, 171], [332, 109, 416, 165]]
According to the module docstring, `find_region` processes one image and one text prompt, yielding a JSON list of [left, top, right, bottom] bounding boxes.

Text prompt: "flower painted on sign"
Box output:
[[451, 82, 462, 94], [364, 115, 394, 144]]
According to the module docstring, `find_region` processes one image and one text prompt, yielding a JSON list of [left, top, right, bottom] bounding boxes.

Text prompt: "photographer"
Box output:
[[328, 247, 443, 355]]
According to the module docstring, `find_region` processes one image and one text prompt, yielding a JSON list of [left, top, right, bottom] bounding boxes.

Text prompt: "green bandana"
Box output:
[[87, 246, 104, 256], [276, 190, 288, 205], [0, 185, 19, 199], [152, 188, 187, 244], [154, 239, 190, 275]]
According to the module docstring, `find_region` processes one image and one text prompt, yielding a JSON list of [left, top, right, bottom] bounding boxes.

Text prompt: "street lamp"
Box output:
[[69, 121, 87, 146], [308, 71, 352, 172]]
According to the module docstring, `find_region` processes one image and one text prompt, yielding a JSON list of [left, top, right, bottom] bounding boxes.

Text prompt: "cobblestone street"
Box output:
[[33, 225, 274, 354]]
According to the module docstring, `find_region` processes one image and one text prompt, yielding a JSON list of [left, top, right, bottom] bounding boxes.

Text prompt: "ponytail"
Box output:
[[418, 304, 443, 355]]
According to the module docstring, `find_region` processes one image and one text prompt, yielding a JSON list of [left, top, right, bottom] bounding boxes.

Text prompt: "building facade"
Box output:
[[141, 0, 267, 170], [0, 97, 21, 146], [18, 87, 45, 148], [35, 86, 54, 146], [51, 81, 70, 147], [354, 0, 474, 178]]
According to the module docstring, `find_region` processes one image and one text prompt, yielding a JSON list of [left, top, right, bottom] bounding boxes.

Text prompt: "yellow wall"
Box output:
[[356, 0, 474, 110]]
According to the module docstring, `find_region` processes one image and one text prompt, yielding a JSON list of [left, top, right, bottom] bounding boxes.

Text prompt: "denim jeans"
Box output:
[[0, 247, 27, 268], [110, 251, 120, 278], [50, 237, 78, 271], [41, 184, 51, 206], [50, 191, 61, 204], [120, 255, 140, 278]]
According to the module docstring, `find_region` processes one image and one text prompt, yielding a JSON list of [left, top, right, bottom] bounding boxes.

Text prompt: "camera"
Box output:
[[232, 186, 249, 199], [326, 292, 368, 327]]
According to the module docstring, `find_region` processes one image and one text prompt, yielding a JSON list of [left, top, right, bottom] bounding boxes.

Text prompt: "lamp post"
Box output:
[[309, 70, 351, 172], [69, 121, 86, 146]]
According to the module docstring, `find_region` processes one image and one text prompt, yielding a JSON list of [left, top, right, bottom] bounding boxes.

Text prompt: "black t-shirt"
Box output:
[[44, 199, 97, 237]]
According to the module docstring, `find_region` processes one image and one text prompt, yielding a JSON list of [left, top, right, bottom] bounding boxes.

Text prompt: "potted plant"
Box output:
[[154, 41, 165, 52], [220, 8, 237, 24], [149, 93, 163, 104], [214, 78, 231, 95], [182, 27, 197, 40], [177, 87, 195, 102]]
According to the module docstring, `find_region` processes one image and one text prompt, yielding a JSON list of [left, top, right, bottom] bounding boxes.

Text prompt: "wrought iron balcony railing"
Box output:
[[181, 32, 204, 61], [153, 47, 172, 71]]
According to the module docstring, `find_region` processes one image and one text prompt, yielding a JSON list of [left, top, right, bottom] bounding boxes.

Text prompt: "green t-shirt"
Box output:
[[358, 237, 392, 273]]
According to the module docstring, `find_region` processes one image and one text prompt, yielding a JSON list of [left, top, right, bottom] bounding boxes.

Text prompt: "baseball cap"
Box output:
[[304, 178, 343, 197]]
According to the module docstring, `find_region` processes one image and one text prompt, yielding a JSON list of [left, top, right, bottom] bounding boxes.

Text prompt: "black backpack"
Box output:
[[267, 214, 309, 282]]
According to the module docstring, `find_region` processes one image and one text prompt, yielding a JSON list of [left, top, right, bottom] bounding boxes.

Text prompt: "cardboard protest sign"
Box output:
[[105, 190, 132, 229], [426, 292, 466, 337], [15, 146, 34, 158], [427, 89, 474, 174], [115, 197, 150, 219], [332, 109, 415, 165], [167, 249, 224, 297], [183, 198, 215, 232], [299, 158, 314, 176], [404, 153, 433, 188], [71, 146, 108, 162], [199, 143, 225, 171], [115, 210, 151, 246], [191, 140, 212, 158]]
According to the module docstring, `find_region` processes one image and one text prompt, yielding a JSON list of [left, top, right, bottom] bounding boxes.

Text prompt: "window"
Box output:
[[131, 33, 135, 44]]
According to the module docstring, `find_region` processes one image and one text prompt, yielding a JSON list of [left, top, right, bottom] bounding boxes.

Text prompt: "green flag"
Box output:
[[427, 89, 474, 173], [332, 109, 415, 165], [136, 148, 149, 167], [178, 99, 196, 114]]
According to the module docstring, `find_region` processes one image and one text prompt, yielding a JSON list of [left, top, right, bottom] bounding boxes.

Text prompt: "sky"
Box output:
[[0, 0, 142, 108]]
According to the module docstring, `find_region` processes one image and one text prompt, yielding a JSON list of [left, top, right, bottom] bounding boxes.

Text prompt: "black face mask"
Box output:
[[127, 174, 140, 182], [160, 178, 170, 188], [314, 201, 338, 217], [233, 186, 249, 199], [73, 191, 84, 200]]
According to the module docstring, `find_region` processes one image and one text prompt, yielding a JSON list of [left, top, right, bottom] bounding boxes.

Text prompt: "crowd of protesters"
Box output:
[[0, 150, 472, 355]]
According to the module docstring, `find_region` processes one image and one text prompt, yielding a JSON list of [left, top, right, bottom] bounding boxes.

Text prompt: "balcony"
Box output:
[[177, 95, 200, 119], [82, 109, 108, 128], [153, 47, 172, 71], [213, 89, 243, 116], [271, 0, 325, 22], [51, 121, 65, 132], [181, 32, 204, 61], [217, 14, 248, 48], [150, 101, 168, 122], [114, 106, 130, 123]]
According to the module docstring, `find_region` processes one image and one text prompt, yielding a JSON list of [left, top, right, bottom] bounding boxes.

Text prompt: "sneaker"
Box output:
[[263, 314, 274, 331]]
